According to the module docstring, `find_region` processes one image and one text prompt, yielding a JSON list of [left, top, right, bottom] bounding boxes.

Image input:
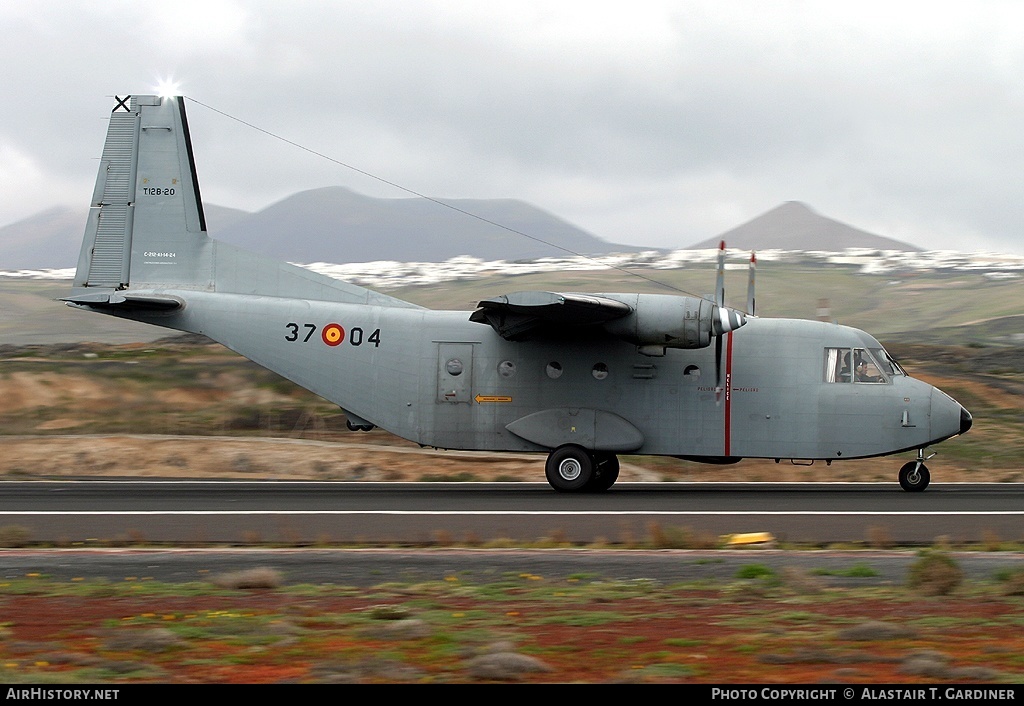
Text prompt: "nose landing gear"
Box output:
[[899, 449, 936, 492]]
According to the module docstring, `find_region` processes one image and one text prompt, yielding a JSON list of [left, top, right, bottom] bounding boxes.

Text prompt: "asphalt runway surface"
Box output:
[[0, 481, 1020, 545]]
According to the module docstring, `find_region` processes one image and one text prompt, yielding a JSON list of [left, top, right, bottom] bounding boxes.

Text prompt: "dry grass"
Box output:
[[647, 523, 720, 549], [0, 525, 31, 548], [866, 525, 894, 549]]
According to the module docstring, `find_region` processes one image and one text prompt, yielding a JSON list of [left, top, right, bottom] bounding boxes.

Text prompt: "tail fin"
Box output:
[[70, 95, 417, 309], [74, 95, 213, 291]]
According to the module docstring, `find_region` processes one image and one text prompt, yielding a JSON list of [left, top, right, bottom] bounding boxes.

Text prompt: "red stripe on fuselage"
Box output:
[[724, 332, 734, 456]]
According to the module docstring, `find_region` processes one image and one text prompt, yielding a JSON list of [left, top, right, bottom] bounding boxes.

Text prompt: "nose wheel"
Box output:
[[898, 450, 934, 492]]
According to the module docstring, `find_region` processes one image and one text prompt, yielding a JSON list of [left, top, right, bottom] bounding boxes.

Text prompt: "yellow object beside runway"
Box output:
[[721, 532, 776, 547]]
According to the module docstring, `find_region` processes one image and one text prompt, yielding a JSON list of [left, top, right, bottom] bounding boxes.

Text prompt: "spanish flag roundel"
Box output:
[[322, 323, 345, 346]]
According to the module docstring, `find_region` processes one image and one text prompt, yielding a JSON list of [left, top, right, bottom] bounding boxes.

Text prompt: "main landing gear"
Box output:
[[898, 449, 935, 492], [545, 444, 620, 493]]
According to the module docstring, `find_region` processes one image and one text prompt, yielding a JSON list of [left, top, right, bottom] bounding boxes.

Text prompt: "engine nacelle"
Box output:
[[600, 293, 747, 352]]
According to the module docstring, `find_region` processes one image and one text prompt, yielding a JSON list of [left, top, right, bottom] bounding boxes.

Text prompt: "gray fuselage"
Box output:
[[127, 290, 966, 462]]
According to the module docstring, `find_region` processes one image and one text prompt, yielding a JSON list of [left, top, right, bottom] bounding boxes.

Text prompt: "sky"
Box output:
[[1, 1, 1023, 254]]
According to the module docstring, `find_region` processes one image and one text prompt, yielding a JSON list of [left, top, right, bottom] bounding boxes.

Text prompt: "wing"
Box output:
[[469, 291, 632, 340], [470, 290, 748, 352]]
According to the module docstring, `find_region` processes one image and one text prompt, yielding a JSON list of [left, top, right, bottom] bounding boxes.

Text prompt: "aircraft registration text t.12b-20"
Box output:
[[65, 95, 972, 492]]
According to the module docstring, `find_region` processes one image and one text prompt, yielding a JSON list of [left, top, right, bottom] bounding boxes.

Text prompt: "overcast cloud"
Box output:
[[1, 1, 1022, 253]]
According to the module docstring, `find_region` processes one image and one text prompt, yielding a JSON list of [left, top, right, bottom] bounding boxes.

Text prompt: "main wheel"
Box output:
[[545, 445, 594, 492], [899, 461, 930, 492], [587, 452, 620, 492]]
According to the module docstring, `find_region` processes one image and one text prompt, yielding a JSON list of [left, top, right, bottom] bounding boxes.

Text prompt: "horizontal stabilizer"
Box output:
[[62, 291, 183, 311]]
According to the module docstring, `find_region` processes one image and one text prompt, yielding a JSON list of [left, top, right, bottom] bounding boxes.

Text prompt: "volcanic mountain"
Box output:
[[689, 201, 921, 251]]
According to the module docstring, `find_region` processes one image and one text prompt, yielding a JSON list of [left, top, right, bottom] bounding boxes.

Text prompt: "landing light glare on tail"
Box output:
[[66, 95, 971, 493]]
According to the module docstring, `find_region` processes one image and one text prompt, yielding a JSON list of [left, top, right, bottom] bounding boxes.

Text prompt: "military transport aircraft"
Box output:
[[64, 95, 972, 492]]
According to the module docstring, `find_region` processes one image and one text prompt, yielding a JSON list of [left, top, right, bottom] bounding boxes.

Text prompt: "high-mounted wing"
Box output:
[[469, 291, 632, 340], [470, 290, 747, 354]]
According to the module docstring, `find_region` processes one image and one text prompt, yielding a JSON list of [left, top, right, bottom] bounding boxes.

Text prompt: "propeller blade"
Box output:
[[746, 251, 756, 316], [715, 240, 726, 307], [711, 242, 745, 405], [715, 334, 723, 404]]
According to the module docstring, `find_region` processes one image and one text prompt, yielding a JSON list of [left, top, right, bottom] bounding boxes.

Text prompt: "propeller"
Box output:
[[714, 241, 727, 403], [711, 242, 752, 404]]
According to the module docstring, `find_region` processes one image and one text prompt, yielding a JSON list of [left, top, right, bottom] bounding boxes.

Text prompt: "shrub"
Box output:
[[212, 567, 283, 590], [736, 563, 776, 580], [906, 551, 963, 596], [1001, 570, 1024, 596]]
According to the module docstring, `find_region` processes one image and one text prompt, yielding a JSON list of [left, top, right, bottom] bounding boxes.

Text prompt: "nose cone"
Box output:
[[960, 406, 973, 435], [927, 387, 972, 446], [713, 306, 747, 335]]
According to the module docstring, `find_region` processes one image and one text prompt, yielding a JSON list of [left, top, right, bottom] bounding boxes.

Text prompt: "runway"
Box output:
[[0, 481, 1020, 545]]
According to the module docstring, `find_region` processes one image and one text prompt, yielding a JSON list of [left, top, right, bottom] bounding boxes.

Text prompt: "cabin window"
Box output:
[[592, 363, 609, 380], [445, 359, 464, 376], [546, 362, 563, 379], [498, 360, 517, 378], [824, 348, 888, 384]]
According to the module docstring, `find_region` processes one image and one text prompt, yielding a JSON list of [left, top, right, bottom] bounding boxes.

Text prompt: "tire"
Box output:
[[545, 445, 594, 492], [587, 453, 620, 492], [899, 461, 930, 492]]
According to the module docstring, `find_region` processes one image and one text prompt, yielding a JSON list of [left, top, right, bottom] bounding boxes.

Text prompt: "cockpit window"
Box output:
[[824, 348, 890, 384], [873, 348, 905, 376]]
